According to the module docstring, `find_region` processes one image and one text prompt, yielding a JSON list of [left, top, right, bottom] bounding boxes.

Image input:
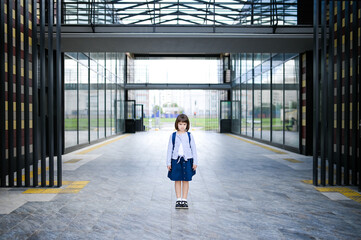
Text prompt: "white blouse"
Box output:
[[178, 142, 184, 156]]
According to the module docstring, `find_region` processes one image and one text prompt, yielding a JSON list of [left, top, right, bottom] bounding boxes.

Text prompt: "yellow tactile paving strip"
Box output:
[[302, 179, 332, 185], [15, 133, 120, 191], [315, 186, 361, 204], [76, 134, 130, 155], [226, 134, 287, 154], [302, 180, 361, 203], [283, 158, 303, 163], [14, 167, 49, 183], [22, 181, 90, 194], [65, 158, 82, 163], [302, 180, 314, 184]]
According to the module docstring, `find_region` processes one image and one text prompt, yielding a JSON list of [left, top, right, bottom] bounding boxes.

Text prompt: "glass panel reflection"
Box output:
[[90, 69, 98, 142], [133, 58, 222, 84], [284, 57, 299, 148], [231, 52, 299, 149], [64, 52, 125, 149], [261, 70, 271, 141], [78, 63, 89, 145], [254, 75, 261, 139], [221, 101, 231, 120], [64, 56, 78, 148], [127, 90, 227, 132], [272, 63, 284, 145]]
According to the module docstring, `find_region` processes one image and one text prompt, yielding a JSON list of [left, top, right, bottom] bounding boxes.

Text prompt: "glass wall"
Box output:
[[246, 53, 253, 137], [231, 53, 299, 150], [78, 58, 89, 145], [127, 90, 227, 132], [231, 54, 241, 134], [131, 57, 222, 84], [64, 56, 78, 148], [64, 52, 126, 149], [272, 61, 284, 145], [261, 54, 271, 141], [284, 56, 299, 149], [240, 53, 247, 134], [89, 54, 98, 142]]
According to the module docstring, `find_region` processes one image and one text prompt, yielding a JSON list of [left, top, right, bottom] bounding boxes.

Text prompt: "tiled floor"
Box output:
[[1, 131, 361, 240]]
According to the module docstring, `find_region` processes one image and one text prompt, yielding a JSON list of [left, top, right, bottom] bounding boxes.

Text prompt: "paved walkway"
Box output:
[[1, 131, 361, 240]]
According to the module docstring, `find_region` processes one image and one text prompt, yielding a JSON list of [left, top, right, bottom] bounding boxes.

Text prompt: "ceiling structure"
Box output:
[[63, 0, 298, 26], [56, 1, 307, 53]]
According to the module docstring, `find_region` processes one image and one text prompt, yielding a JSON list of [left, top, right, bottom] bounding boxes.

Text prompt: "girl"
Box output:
[[167, 114, 198, 209]]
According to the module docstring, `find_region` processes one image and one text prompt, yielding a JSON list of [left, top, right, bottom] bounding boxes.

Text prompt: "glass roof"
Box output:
[[63, 0, 298, 25]]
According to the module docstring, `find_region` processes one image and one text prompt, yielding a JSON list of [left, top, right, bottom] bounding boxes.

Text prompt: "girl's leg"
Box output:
[[175, 181, 182, 199], [181, 181, 189, 199]]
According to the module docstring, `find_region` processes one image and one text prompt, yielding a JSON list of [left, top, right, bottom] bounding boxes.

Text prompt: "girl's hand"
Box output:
[[192, 164, 197, 170], [167, 165, 171, 171]]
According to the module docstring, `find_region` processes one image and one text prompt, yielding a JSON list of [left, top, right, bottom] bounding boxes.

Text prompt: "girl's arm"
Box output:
[[190, 133, 198, 165], [166, 134, 173, 166]]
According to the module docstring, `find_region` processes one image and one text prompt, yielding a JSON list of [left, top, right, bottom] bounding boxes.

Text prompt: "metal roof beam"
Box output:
[[125, 83, 232, 90]]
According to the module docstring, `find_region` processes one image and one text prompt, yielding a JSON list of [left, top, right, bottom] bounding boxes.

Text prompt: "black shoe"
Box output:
[[175, 201, 182, 209], [182, 201, 188, 209]]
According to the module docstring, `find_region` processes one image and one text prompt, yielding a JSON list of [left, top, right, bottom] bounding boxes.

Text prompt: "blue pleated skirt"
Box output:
[[167, 157, 196, 181]]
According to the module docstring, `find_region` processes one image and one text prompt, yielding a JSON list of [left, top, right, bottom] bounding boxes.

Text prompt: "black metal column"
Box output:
[[336, 1, 342, 185], [344, 1, 351, 185], [15, 0, 22, 187], [320, 0, 327, 186], [327, 0, 335, 186], [0, 0, 5, 187], [47, 0, 54, 187], [24, 0, 30, 187], [32, 0, 39, 187], [56, 0, 62, 187], [358, 54, 361, 191], [351, 1, 358, 186], [358, 2, 361, 192], [313, 0, 320, 186], [40, 0, 46, 187], [8, 0, 15, 187]]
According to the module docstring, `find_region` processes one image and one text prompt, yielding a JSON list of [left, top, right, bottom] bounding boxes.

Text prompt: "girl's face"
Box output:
[[178, 122, 187, 132]]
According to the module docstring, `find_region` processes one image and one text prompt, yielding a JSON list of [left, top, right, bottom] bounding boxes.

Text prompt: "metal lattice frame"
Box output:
[[62, 0, 298, 25]]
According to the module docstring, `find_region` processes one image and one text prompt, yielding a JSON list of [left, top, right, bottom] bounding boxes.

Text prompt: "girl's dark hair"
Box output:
[[175, 114, 190, 131]]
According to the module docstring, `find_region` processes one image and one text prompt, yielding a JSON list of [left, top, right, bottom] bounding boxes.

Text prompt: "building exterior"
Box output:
[[0, 1, 360, 190]]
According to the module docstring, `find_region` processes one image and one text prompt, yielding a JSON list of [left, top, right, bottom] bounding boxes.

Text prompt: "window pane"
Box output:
[[246, 78, 253, 137], [133, 58, 222, 84], [284, 56, 299, 148], [232, 88, 240, 134], [98, 72, 106, 139], [261, 71, 271, 141], [78, 64, 89, 144], [241, 86, 247, 134], [254, 75, 261, 139], [64, 57, 78, 148], [106, 73, 113, 137], [90, 69, 98, 142], [272, 64, 283, 144]]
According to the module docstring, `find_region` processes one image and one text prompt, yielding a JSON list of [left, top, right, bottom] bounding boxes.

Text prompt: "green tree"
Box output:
[[153, 105, 163, 115]]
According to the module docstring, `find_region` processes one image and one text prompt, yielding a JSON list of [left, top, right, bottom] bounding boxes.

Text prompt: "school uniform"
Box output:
[[167, 132, 198, 181]]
